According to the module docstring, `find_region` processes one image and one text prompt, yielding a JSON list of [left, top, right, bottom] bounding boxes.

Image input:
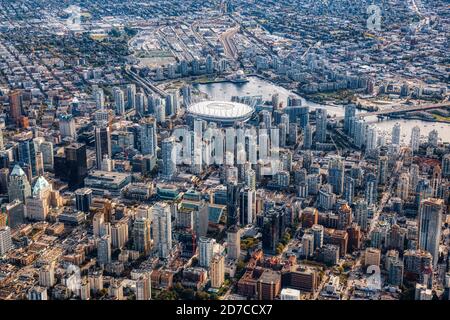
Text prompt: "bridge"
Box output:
[[124, 66, 167, 98], [335, 102, 450, 120]]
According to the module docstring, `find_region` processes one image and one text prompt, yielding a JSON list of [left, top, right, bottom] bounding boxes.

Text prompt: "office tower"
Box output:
[[97, 235, 112, 266], [259, 110, 272, 128], [442, 154, 450, 177], [58, 113, 77, 139], [210, 254, 225, 288], [140, 117, 157, 157], [328, 157, 344, 195], [377, 155, 388, 185], [303, 124, 312, 149], [8, 165, 31, 203], [392, 123, 401, 145], [28, 286, 48, 300], [315, 108, 327, 143], [227, 226, 240, 260], [0, 226, 12, 255], [136, 273, 152, 300], [344, 104, 356, 134], [418, 198, 443, 267], [198, 236, 215, 268], [388, 260, 404, 287], [354, 199, 369, 231], [75, 188, 92, 212], [18, 138, 37, 177], [366, 125, 378, 152], [26, 176, 53, 221], [397, 172, 410, 201], [153, 202, 172, 259], [132, 217, 151, 254], [311, 224, 324, 249], [165, 94, 174, 116], [39, 141, 54, 171], [410, 125, 421, 153], [94, 124, 112, 170], [343, 176, 355, 205], [126, 84, 136, 110], [364, 173, 378, 205], [93, 87, 105, 109], [113, 87, 125, 115], [135, 92, 146, 116], [431, 165, 441, 198], [39, 264, 55, 287], [65, 143, 88, 188], [226, 181, 242, 227], [9, 89, 22, 124], [239, 187, 255, 226], [428, 129, 438, 147], [353, 118, 367, 149]]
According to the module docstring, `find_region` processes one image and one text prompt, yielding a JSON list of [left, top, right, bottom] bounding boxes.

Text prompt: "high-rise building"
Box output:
[[161, 137, 177, 179], [9, 89, 22, 124], [364, 173, 378, 205], [75, 188, 92, 212], [58, 114, 77, 139], [0, 226, 12, 255], [140, 117, 157, 157], [28, 286, 48, 300], [410, 125, 421, 153], [311, 224, 324, 250], [152, 202, 172, 259], [210, 254, 225, 288], [418, 198, 443, 267], [226, 181, 242, 227], [227, 226, 240, 260], [328, 157, 344, 195], [198, 236, 215, 268], [377, 156, 388, 185], [136, 273, 152, 300], [442, 154, 450, 177], [315, 108, 327, 143], [17, 138, 38, 177], [343, 176, 355, 205], [135, 92, 146, 116], [132, 217, 151, 254], [95, 125, 112, 170], [397, 172, 410, 201], [56, 143, 88, 188], [392, 123, 401, 145], [126, 84, 136, 110], [8, 165, 31, 203], [39, 264, 55, 287], [97, 234, 112, 266], [354, 199, 369, 231], [113, 87, 125, 115], [344, 104, 356, 134]]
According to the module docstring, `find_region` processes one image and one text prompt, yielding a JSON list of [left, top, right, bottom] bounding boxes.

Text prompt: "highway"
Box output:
[[124, 66, 167, 98]]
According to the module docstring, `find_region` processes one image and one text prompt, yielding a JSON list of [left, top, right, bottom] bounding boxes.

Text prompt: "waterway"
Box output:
[[194, 76, 450, 144]]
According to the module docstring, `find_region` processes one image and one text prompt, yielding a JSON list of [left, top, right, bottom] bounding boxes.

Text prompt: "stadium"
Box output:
[[187, 100, 255, 126]]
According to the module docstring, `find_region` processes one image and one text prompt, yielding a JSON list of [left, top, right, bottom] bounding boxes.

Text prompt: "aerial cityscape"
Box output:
[[0, 0, 449, 302]]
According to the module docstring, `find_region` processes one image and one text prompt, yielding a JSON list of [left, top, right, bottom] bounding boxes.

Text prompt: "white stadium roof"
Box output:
[[187, 100, 254, 123]]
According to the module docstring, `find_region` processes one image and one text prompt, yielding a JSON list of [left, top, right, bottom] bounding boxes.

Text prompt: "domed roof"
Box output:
[[187, 100, 254, 123], [32, 176, 51, 196]]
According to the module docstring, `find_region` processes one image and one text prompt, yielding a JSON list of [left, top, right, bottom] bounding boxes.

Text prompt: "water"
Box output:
[[194, 76, 450, 143]]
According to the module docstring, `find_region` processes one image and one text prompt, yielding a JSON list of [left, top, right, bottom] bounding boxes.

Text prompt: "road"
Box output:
[[219, 26, 239, 60]]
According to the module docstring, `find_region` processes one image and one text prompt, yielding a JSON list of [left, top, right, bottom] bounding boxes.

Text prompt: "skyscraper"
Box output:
[[392, 123, 401, 146], [418, 198, 443, 267], [226, 181, 242, 227], [95, 124, 112, 170], [64, 143, 88, 188], [140, 117, 157, 157], [0, 226, 12, 255], [17, 138, 37, 177], [8, 165, 31, 203], [210, 254, 225, 288], [161, 136, 177, 179], [126, 84, 136, 110], [132, 217, 151, 254], [198, 236, 215, 268], [97, 235, 112, 266], [410, 125, 421, 153], [113, 87, 125, 115], [328, 157, 344, 195], [75, 188, 92, 212], [344, 104, 356, 134], [315, 108, 327, 143], [152, 202, 172, 259], [303, 124, 312, 150], [8, 89, 22, 124]]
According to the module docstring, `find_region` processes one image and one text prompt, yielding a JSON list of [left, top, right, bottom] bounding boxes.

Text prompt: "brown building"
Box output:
[[301, 207, 318, 228], [9, 90, 22, 124], [324, 228, 348, 257], [257, 270, 281, 300], [281, 266, 319, 293]]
